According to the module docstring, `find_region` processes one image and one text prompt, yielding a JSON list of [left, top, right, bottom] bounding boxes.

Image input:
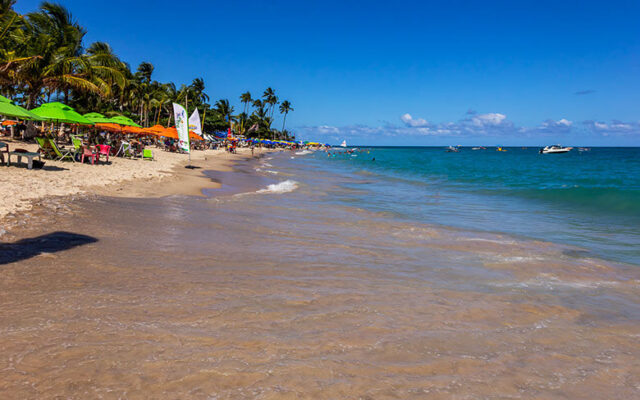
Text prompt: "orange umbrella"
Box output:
[[189, 131, 204, 141], [2, 120, 18, 126], [162, 127, 180, 139], [143, 125, 166, 135], [95, 123, 122, 132], [123, 126, 144, 134]]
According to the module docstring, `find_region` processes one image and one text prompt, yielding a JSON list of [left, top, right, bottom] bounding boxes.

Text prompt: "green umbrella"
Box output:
[[108, 115, 141, 127], [83, 112, 113, 124], [0, 95, 46, 120], [30, 102, 94, 125]]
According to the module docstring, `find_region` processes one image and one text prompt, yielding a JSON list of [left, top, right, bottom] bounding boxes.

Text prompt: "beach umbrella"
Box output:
[[83, 112, 113, 124], [95, 123, 122, 132], [161, 127, 180, 139], [142, 125, 166, 135], [30, 102, 94, 125], [0, 95, 46, 121], [108, 115, 141, 127], [123, 126, 144, 134], [189, 131, 204, 141]]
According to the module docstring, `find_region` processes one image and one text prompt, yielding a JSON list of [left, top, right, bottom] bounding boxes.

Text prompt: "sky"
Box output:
[[15, 0, 640, 145]]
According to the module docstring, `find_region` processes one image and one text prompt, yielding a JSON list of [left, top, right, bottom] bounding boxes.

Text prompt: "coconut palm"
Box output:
[[240, 91, 252, 114], [214, 98, 233, 128], [279, 100, 293, 132]]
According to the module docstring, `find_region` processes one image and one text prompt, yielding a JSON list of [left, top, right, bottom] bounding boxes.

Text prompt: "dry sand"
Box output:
[[0, 138, 268, 223]]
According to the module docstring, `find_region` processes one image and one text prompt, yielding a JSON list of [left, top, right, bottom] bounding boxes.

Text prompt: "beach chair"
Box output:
[[0, 141, 8, 165], [80, 146, 98, 164], [95, 144, 111, 163], [47, 138, 75, 162], [142, 148, 154, 161], [35, 137, 56, 159], [71, 135, 83, 153], [116, 141, 134, 158]]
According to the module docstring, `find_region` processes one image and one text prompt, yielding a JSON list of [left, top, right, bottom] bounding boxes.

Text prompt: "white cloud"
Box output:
[[316, 125, 339, 134], [400, 113, 429, 127], [594, 122, 608, 130], [297, 114, 640, 143], [472, 113, 507, 127]]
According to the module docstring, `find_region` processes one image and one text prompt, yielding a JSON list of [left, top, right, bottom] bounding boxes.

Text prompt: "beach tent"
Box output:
[[108, 115, 141, 127], [0, 95, 45, 121], [30, 102, 94, 125]]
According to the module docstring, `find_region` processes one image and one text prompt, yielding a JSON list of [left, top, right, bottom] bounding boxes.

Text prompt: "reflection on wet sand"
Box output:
[[0, 156, 639, 399]]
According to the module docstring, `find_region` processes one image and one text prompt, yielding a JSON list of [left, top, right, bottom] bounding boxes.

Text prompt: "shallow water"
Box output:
[[0, 153, 639, 399]]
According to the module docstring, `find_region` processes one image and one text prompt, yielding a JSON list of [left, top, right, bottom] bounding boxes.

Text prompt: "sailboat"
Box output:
[[340, 140, 347, 148]]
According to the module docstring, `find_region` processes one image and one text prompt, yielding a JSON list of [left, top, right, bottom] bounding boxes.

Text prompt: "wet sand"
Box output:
[[1, 152, 639, 399]]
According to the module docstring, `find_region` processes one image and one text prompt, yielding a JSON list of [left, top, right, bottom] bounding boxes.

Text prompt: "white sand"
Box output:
[[0, 139, 261, 221]]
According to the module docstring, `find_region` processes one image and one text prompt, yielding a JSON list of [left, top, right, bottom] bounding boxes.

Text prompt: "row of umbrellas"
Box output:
[[0, 98, 204, 141]]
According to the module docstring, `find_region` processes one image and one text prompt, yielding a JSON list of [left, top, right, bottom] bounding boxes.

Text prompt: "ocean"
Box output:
[[306, 146, 640, 265], [1, 147, 639, 398]]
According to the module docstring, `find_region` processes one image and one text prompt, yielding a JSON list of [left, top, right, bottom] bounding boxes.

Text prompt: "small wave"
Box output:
[[257, 180, 299, 194], [266, 170, 279, 175], [295, 150, 313, 155], [262, 162, 273, 167]]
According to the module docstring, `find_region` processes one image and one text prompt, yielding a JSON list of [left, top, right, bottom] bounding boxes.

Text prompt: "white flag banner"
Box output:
[[173, 103, 190, 153], [189, 109, 202, 136]]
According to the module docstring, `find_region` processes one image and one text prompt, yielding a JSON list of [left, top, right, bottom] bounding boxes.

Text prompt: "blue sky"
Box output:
[[15, 0, 640, 145]]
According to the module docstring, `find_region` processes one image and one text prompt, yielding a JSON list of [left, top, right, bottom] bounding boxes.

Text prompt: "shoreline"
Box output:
[[0, 140, 275, 232]]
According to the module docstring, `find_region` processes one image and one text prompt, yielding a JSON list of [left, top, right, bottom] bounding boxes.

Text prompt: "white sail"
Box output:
[[340, 140, 347, 147]]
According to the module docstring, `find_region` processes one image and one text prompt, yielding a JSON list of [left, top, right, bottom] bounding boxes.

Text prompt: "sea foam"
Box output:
[[257, 180, 299, 194]]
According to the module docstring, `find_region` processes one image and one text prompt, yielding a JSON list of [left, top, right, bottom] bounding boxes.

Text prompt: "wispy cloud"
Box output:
[[574, 89, 596, 96]]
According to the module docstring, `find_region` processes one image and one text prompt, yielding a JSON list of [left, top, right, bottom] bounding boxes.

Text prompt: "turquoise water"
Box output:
[[294, 147, 640, 265]]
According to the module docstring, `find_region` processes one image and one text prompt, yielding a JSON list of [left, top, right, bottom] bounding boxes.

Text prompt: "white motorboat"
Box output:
[[540, 145, 572, 154]]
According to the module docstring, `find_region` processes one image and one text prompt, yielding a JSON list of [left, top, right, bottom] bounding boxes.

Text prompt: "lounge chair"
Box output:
[[47, 138, 75, 162], [71, 135, 83, 154], [115, 141, 134, 158], [0, 141, 8, 165], [35, 137, 56, 159], [142, 148, 154, 161]]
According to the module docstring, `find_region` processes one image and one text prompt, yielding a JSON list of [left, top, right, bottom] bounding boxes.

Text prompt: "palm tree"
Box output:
[[279, 100, 293, 132], [240, 91, 252, 114], [136, 61, 153, 83], [189, 77, 209, 104], [214, 98, 233, 128]]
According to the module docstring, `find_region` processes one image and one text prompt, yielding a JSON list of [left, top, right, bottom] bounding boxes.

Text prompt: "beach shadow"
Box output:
[[185, 165, 202, 169], [0, 231, 98, 265], [42, 165, 68, 171]]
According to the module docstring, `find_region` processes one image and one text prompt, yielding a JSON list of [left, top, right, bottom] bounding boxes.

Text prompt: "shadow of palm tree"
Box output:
[[0, 231, 98, 265]]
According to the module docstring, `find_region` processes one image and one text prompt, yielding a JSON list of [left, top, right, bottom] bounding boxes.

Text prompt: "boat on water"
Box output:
[[472, 146, 486, 150], [540, 145, 573, 154], [446, 146, 459, 152], [496, 147, 507, 152], [340, 140, 347, 148], [579, 147, 591, 152]]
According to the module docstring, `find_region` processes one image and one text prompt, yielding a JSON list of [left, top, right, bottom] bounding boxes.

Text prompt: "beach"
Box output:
[[1, 148, 639, 399], [0, 139, 265, 228]]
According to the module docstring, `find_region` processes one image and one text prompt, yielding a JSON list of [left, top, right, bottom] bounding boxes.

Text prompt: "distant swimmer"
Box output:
[[372, 157, 375, 161]]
